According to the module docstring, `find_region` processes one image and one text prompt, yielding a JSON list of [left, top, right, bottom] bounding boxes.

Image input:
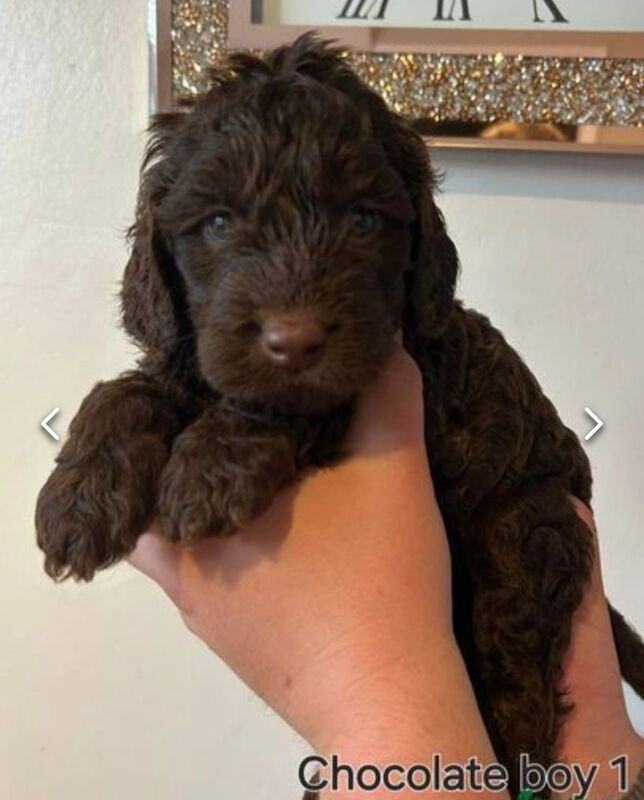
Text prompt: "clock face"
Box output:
[[258, 0, 644, 33]]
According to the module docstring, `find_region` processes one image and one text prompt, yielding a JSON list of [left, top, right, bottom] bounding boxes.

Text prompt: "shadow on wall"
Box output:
[[434, 151, 644, 205]]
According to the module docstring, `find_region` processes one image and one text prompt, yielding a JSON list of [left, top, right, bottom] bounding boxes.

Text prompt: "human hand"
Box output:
[[128, 346, 503, 798], [557, 498, 643, 798]]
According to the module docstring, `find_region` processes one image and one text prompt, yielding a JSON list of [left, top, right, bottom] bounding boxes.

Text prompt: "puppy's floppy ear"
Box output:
[[385, 118, 460, 341], [406, 174, 460, 341], [121, 114, 187, 360]]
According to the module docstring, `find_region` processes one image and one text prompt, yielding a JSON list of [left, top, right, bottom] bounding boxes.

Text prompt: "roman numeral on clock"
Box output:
[[336, 0, 390, 21], [336, 0, 571, 27], [532, 0, 569, 23], [434, 0, 472, 22]]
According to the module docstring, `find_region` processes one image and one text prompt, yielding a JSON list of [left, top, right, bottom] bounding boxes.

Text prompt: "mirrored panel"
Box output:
[[152, 0, 644, 154]]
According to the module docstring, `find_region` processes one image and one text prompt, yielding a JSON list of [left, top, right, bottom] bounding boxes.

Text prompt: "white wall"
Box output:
[[1, 2, 642, 798]]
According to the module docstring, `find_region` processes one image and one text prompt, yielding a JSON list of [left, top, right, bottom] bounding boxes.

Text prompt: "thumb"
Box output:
[[345, 345, 426, 457], [127, 528, 181, 606]]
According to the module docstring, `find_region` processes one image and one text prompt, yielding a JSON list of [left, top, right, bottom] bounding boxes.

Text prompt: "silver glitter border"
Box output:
[[153, 0, 644, 151]]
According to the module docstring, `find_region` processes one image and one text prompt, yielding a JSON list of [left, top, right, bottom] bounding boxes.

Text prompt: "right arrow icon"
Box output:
[[584, 408, 604, 441]]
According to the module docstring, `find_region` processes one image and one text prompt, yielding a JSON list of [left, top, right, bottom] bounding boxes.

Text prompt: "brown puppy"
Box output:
[[36, 34, 643, 791]]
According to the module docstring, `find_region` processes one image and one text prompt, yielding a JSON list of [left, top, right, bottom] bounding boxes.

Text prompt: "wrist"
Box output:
[[312, 728, 444, 800], [306, 735, 512, 800], [303, 634, 461, 756], [301, 640, 510, 800]]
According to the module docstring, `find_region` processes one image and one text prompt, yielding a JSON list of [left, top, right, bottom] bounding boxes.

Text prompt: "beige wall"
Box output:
[[1, 1, 642, 798]]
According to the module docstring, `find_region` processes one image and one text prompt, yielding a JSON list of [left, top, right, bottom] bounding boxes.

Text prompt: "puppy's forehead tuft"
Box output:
[[162, 75, 401, 218], [152, 36, 421, 227], [194, 68, 371, 147]]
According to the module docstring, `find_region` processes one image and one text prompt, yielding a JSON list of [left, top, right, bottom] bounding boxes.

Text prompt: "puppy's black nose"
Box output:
[[260, 314, 327, 370]]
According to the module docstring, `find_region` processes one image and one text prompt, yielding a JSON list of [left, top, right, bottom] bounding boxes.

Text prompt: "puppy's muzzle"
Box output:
[[260, 312, 329, 371]]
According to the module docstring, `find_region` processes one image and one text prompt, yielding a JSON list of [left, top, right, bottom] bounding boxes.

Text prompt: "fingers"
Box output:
[[568, 495, 597, 536], [127, 529, 181, 605], [568, 496, 607, 609]]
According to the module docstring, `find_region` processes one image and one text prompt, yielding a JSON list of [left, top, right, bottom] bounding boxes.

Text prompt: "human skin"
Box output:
[[128, 347, 642, 799], [556, 498, 643, 798]]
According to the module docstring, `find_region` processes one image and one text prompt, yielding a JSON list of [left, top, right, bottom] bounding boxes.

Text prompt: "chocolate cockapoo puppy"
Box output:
[[36, 34, 643, 791]]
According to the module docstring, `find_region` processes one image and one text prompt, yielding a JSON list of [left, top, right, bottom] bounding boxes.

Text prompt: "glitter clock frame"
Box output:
[[150, 0, 644, 155]]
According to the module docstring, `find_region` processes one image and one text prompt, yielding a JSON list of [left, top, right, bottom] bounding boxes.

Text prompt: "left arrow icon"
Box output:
[[41, 408, 60, 441]]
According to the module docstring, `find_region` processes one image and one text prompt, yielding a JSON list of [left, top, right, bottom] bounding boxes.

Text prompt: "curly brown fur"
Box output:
[[36, 374, 188, 580], [35, 33, 643, 789]]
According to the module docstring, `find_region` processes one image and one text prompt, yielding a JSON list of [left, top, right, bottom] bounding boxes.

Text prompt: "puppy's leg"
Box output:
[[468, 479, 593, 793], [36, 373, 184, 580], [157, 408, 298, 543]]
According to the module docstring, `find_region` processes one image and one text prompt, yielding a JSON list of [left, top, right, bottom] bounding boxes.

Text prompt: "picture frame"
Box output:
[[149, 0, 644, 154]]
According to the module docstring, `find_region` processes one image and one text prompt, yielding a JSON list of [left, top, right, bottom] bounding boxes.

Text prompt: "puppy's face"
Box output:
[[156, 79, 415, 413]]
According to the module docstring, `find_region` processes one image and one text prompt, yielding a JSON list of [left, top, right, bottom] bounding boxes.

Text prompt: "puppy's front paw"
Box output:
[[157, 421, 297, 543], [36, 466, 136, 581], [36, 442, 165, 580]]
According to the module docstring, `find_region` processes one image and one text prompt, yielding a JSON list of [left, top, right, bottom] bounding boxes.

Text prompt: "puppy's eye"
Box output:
[[203, 211, 232, 242], [349, 208, 381, 237]]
